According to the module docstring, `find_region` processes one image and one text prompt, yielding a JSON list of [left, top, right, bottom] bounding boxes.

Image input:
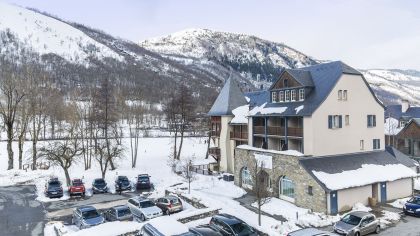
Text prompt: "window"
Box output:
[[360, 140, 364, 150], [283, 79, 289, 87], [343, 90, 348, 100], [307, 186, 313, 196], [299, 88, 305, 101], [271, 91, 277, 103], [328, 115, 342, 129], [367, 115, 376, 127], [285, 90, 290, 101], [345, 115, 350, 126], [373, 139, 380, 150], [241, 167, 253, 188], [279, 91, 284, 102], [338, 90, 343, 100], [291, 90, 296, 101], [400, 120, 406, 127], [280, 177, 295, 200]]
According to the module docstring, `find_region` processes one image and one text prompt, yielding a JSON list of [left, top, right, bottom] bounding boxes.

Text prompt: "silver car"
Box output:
[[333, 211, 380, 236], [72, 206, 105, 229], [127, 197, 163, 221], [104, 205, 133, 222]]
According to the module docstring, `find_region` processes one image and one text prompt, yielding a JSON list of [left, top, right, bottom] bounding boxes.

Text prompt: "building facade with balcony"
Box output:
[[208, 61, 416, 214]]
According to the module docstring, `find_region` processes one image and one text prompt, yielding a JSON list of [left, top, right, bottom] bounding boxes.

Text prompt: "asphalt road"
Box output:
[[380, 214, 420, 236], [0, 185, 46, 236]]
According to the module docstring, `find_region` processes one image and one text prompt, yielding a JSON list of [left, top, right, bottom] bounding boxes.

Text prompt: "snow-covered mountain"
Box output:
[[142, 29, 420, 105], [141, 28, 317, 88]]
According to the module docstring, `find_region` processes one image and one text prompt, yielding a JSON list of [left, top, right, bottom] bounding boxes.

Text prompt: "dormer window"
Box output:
[[291, 90, 296, 101], [271, 92, 277, 103], [279, 91, 284, 102], [283, 79, 289, 88], [285, 90, 290, 102], [298, 89, 305, 101]]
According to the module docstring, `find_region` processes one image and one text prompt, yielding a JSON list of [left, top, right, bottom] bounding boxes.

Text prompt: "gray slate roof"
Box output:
[[385, 105, 420, 120], [282, 69, 314, 87], [208, 78, 248, 116], [299, 150, 408, 191], [385, 146, 418, 168], [248, 61, 382, 117]]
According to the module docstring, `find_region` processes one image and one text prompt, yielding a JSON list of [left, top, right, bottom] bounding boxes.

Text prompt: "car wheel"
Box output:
[[375, 226, 380, 234], [140, 214, 146, 222], [355, 232, 360, 236], [71, 217, 74, 224]]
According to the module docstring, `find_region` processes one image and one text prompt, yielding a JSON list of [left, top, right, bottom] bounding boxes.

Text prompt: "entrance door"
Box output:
[[372, 183, 378, 200], [380, 182, 387, 203], [330, 191, 338, 214]]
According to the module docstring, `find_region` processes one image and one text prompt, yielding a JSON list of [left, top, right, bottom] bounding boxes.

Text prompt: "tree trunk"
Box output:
[[258, 201, 262, 226], [32, 139, 37, 170], [177, 129, 184, 160], [64, 168, 71, 186], [18, 137, 24, 170], [7, 124, 14, 170], [205, 129, 211, 159], [173, 129, 178, 159]]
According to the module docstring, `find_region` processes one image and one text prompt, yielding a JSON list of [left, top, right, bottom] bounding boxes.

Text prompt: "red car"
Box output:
[[69, 179, 86, 197]]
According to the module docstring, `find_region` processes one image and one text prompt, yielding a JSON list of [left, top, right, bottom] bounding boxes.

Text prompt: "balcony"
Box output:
[[253, 126, 303, 137], [208, 147, 221, 161], [287, 127, 303, 137], [267, 126, 285, 136], [230, 131, 248, 141], [254, 126, 265, 135]]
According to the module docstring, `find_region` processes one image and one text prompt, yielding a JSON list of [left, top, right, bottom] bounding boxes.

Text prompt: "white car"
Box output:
[[127, 197, 163, 221]]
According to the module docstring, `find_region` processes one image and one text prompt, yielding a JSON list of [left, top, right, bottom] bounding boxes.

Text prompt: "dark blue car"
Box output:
[[44, 178, 63, 198], [403, 196, 420, 216]]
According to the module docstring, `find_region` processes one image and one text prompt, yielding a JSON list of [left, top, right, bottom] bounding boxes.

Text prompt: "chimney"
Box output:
[[401, 99, 410, 113]]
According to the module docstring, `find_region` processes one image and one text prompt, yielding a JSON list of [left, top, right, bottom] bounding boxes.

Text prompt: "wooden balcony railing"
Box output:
[[267, 126, 285, 136], [254, 126, 265, 135], [287, 127, 303, 137], [253, 126, 303, 137], [230, 131, 248, 140]]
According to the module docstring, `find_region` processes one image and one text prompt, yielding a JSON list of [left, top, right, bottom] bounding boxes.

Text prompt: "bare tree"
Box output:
[[180, 157, 197, 194], [128, 103, 143, 168], [0, 60, 25, 170], [94, 131, 123, 179], [16, 99, 30, 169]]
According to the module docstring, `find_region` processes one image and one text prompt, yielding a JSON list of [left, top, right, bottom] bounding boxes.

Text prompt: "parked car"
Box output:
[[44, 177, 63, 198], [115, 175, 132, 192], [155, 195, 183, 215], [136, 174, 152, 190], [403, 196, 420, 217], [137, 216, 193, 236], [69, 179, 86, 197], [287, 228, 339, 236], [104, 205, 133, 222], [72, 206, 104, 229], [333, 211, 380, 236], [209, 214, 257, 236], [189, 225, 223, 236], [92, 178, 109, 194], [127, 196, 163, 221]]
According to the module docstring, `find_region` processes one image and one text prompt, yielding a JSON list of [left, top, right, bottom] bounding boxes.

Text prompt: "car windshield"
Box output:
[[49, 181, 61, 188], [170, 198, 180, 204], [138, 176, 149, 181], [118, 177, 128, 182], [82, 210, 100, 219], [95, 179, 105, 185], [407, 197, 420, 205], [73, 181, 83, 186], [341, 214, 362, 226], [117, 208, 131, 217], [230, 222, 254, 235], [139, 201, 155, 208]]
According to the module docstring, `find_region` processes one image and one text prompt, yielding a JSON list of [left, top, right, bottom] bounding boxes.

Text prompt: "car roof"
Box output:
[[77, 206, 96, 212], [346, 211, 372, 218], [213, 213, 243, 225], [72, 179, 82, 182], [113, 205, 129, 210], [94, 178, 105, 181], [190, 225, 222, 236], [288, 228, 333, 236], [165, 195, 179, 200], [138, 174, 149, 177], [130, 196, 150, 202]]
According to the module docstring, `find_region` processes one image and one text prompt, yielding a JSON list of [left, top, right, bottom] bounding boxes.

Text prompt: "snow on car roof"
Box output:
[[148, 216, 189, 235]]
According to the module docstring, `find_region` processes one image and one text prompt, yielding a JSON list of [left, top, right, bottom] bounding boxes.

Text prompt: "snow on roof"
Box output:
[[230, 104, 249, 124], [236, 145, 304, 157], [312, 164, 416, 191], [384, 117, 402, 135], [295, 105, 304, 114], [249, 103, 288, 116], [148, 216, 189, 235]]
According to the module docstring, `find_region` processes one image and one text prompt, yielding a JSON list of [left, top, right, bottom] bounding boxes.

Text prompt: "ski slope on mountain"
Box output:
[[0, 2, 123, 65]]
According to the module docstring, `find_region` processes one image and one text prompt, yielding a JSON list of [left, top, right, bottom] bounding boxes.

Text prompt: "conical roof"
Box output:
[[208, 78, 248, 116]]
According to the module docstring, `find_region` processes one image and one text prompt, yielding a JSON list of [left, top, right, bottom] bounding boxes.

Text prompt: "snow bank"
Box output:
[[389, 197, 410, 209], [231, 105, 249, 124], [312, 164, 417, 190], [352, 202, 372, 212], [237, 145, 304, 157]]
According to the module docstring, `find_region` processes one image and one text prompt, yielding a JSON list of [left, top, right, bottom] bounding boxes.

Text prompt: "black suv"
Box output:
[[115, 176, 132, 192], [45, 177, 64, 198], [209, 214, 257, 236], [92, 178, 108, 194], [136, 174, 152, 190]]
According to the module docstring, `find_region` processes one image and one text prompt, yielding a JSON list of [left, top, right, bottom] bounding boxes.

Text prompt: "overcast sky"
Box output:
[[4, 0, 420, 70]]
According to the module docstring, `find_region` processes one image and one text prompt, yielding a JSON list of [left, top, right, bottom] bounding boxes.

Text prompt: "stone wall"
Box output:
[[234, 148, 327, 213]]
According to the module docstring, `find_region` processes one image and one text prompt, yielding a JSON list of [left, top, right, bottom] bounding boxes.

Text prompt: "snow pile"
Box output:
[[237, 145, 304, 157], [149, 216, 189, 235], [312, 164, 417, 190], [0, 2, 123, 65], [378, 210, 401, 228], [249, 103, 288, 115], [251, 198, 340, 228], [295, 105, 304, 114], [352, 202, 372, 212], [384, 118, 402, 135], [230, 105, 249, 124], [389, 197, 410, 209]]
